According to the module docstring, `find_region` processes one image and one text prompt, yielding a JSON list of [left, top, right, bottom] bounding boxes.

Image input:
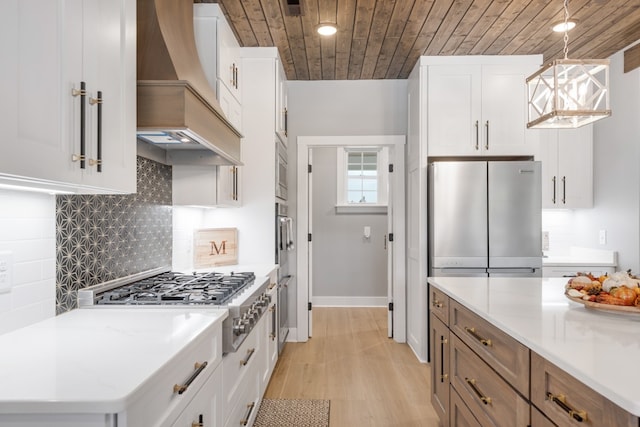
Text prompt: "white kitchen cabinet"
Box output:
[[426, 57, 540, 157], [194, 3, 242, 132], [260, 283, 279, 395], [275, 58, 288, 144], [172, 164, 241, 207], [539, 125, 593, 208], [543, 265, 615, 278], [0, 0, 136, 194]]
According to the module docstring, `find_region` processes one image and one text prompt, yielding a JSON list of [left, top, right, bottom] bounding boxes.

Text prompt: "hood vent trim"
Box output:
[[137, 0, 242, 166]]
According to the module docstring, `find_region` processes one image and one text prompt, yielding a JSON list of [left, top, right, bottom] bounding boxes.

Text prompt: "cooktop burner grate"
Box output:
[[95, 271, 256, 306]]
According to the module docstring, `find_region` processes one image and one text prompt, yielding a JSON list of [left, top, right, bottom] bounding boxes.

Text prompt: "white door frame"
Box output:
[[296, 135, 406, 343]]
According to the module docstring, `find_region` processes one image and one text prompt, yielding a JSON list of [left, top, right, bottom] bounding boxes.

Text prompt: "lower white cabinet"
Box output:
[[542, 265, 616, 278], [260, 284, 278, 394], [171, 365, 223, 427]]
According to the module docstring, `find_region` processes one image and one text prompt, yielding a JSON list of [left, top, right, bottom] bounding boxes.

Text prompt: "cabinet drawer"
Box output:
[[170, 364, 223, 427], [532, 405, 557, 427], [430, 285, 449, 324], [222, 326, 260, 420], [224, 366, 260, 427], [451, 386, 482, 427], [450, 334, 530, 427], [531, 352, 638, 427], [450, 300, 529, 396]]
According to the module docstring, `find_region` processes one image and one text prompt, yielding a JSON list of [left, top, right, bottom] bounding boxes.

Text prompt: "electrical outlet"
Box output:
[[542, 231, 549, 251], [599, 229, 607, 245], [0, 251, 13, 294]]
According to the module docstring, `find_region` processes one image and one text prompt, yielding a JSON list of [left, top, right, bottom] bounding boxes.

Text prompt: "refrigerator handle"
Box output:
[[552, 176, 557, 204]]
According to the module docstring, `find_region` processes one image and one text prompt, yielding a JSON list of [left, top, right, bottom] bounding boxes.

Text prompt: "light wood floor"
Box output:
[[264, 307, 440, 426]]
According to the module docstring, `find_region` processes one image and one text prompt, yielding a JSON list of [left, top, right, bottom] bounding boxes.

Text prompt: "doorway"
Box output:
[[296, 135, 406, 343]]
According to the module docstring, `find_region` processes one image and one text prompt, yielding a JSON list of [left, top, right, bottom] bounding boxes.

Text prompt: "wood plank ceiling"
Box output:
[[202, 0, 640, 80]]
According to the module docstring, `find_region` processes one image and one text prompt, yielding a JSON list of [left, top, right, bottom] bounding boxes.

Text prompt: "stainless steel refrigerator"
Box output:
[[428, 160, 542, 277]]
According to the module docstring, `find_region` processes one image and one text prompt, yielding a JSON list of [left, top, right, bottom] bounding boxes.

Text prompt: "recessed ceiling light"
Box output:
[[552, 20, 576, 32], [316, 23, 337, 36]]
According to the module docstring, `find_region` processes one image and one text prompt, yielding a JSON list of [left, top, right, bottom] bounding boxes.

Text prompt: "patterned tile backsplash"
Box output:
[[55, 157, 172, 313]]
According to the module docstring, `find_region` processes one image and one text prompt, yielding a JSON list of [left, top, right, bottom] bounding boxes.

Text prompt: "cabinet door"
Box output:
[[173, 165, 218, 206], [427, 65, 482, 156], [217, 165, 241, 207], [218, 82, 242, 133], [275, 59, 288, 143], [481, 64, 538, 156], [430, 314, 450, 426], [216, 11, 241, 100], [0, 0, 78, 187], [557, 125, 593, 208], [540, 133, 560, 209], [80, 0, 136, 193]]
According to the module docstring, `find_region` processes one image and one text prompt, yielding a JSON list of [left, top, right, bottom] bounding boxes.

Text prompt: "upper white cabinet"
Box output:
[[275, 58, 288, 143], [426, 57, 541, 157], [217, 165, 241, 207], [539, 125, 593, 209], [172, 164, 241, 207], [0, 0, 136, 194], [194, 3, 242, 132]]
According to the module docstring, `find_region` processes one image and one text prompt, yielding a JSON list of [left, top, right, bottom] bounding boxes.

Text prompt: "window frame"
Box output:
[[336, 146, 388, 213]]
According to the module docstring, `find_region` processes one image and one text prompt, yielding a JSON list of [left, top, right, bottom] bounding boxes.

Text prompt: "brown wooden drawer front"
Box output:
[[430, 285, 449, 325], [430, 314, 450, 425], [450, 334, 530, 427], [450, 386, 482, 427], [450, 300, 530, 397], [532, 405, 557, 427], [531, 352, 638, 427]]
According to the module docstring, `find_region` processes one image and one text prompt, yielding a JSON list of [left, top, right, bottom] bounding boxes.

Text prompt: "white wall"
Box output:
[[542, 41, 640, 272], [0, 189, 55, 334], [288, 79, 408, 325]]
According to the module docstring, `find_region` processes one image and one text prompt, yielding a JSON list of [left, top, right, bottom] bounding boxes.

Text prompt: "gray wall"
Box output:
[[569, 42, 640, 272], [311, 147, 387, 299], [288, 79, 408, 321]]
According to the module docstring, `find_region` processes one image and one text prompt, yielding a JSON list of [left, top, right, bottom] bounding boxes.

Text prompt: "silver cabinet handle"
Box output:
[[240, 348, 255, 366], [562, 176, 566, 204], [552, 176, 557, 204], [474, 120, 479, 150], [484, 120, 489, 150], [71, 82, 87, 169], [89, 91, 103, 172]]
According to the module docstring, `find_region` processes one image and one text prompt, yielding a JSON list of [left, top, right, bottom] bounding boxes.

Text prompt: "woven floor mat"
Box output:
[[253, 398, 330, 427]]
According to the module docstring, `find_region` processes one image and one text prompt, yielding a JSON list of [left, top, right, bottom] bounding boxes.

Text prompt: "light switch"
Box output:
[[363, 226, 371, 239], [599, 229, 607, 245], [0, 251, 13, 294], [542, 231, 549, 251]]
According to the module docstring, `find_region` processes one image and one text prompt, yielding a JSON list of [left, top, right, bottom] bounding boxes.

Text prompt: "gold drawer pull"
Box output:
[[192, 414, 204, 427], [465, 378, 492, 405], [464, 326, 492, 346], [546, 392, 588, 422], [432, 300, 444, 308], [240, 402, 256, 425], [173, 361, 208, 395]]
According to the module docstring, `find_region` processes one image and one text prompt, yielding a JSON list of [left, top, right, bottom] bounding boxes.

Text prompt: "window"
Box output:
[[336, 147, 388, 212]]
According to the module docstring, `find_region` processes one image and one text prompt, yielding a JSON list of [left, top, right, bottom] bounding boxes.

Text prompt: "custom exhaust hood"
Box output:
[[136, 0, 242, 166]]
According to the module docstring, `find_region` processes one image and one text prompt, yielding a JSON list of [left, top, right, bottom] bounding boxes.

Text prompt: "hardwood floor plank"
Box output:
[[264, 307, 439, 426]]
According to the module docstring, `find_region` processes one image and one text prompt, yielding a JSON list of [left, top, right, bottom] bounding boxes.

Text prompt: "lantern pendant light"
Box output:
[[526, 0, 611, 129]]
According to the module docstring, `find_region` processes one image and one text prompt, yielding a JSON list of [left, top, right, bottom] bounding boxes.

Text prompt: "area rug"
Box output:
[[254, 398, 330, 427]]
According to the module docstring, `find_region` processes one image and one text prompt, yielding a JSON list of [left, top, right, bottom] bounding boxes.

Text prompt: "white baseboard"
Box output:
[[312, 296, 387, 307], [287, 327, 297, 342]]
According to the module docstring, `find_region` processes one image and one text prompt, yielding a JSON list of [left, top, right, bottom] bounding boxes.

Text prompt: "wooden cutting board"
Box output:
[[194, 228, 238, 268]]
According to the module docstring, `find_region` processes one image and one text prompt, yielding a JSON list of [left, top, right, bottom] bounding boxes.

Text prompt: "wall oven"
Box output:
[[275, 202, 293, 352], [275, 138, 288, 201]]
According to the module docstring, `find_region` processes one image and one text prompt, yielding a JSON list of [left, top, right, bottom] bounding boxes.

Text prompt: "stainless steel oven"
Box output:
[[275, 202, 293, 352], [275, 138, 288, 201]]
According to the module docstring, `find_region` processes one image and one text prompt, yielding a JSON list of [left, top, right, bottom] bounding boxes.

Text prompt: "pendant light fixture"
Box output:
[[526, 0, 611, 129]]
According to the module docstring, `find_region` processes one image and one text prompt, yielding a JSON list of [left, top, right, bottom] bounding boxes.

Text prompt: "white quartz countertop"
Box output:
[[427, 276, 640, 416], [0, 307, 227, 414], [543, 246, 617, 267]]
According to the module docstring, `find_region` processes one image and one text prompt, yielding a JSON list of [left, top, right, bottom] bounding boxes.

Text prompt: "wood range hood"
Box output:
[[136, 0, 242, 166]]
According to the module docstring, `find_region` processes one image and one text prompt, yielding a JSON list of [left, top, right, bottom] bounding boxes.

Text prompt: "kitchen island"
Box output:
[[428, 276, 640, 426]]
